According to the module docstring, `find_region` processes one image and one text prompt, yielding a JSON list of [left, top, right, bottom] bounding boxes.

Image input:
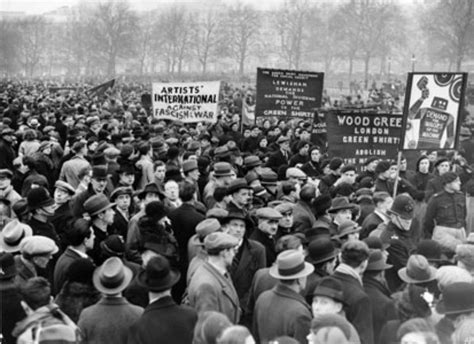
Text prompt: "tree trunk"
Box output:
[[364, 54, 371, 90], [348, 56, 354, 82], [239, 54, 245, 75], [107, 53, 116, 77]]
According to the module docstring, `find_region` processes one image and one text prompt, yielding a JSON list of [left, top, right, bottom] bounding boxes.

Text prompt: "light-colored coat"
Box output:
[[187, 261, 241, 324]]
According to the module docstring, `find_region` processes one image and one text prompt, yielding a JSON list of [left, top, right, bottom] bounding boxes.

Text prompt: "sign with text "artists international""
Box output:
[[255, 68, 324, 120], [152, 81, 221, 123], [326, 111, 403, 166]]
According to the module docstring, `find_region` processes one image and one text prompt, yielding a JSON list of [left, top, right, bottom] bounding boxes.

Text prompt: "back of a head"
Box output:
[[340, 240, 370, 268], [194, 311, 232, 344], [19, 277, 51, 310], [179, 181, 196, 202], [66, 218, 92, 246], [311, 313, 351, 343], [397, 318, 439, 343], [217, 325, 253, 344], [300, 185, 316, 203]]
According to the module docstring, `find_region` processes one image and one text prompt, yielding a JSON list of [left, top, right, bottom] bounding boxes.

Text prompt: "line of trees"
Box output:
[[0, 0, 473, 82]]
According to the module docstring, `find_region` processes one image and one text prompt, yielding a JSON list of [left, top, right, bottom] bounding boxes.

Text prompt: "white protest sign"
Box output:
[[152, 81, 220, 123]]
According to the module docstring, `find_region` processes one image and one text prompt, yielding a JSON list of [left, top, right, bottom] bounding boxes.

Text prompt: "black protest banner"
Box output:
[[400, 73, 468, 150], [326, 111, 403, 167], [255, 68, 324, 120]]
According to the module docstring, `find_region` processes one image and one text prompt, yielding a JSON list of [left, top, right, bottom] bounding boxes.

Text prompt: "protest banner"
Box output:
[[152, 81, 220, 123], [255, 68, 324, 121], [310, 111, 327, 150], [400, 73, 468, 150], [326, 110, 403, 168], [86, 79, 115, 98]]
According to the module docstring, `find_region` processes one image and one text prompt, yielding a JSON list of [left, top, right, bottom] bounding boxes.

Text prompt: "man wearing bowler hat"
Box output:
[[78, 257, 143, 344], [363, 249, 398, 343], [226, 178, 252, 215], [187, 232, 241, 323], [84, 194, 116, 265], [128, 255, 197, 344], [253, 249, 314, 344], [26, 186, 60, 245]]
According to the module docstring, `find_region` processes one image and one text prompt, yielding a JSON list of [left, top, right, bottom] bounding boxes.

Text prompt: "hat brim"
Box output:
[[306, 250, 339, 265], [436, 300, 474, 315], [386, 209, 413, 220], [365, 262, 393, 271], [136, 268, 181, 292], [0, 223, 33, 253], [332, 228, 361, 240], [327, 205, 356, 213], [397, 266, 437, 284], [28, 197, 55, 211], [214, 172, 234, 177], [269, 262, 314, 280], [92, 264, 133, 295], [89, 202, 116, 217]]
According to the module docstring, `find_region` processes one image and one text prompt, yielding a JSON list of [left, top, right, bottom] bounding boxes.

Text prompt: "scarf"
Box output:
[[335, 263, 363, 286]]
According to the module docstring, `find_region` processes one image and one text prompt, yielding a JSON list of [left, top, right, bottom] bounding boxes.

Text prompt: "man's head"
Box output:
[[340, 240, 370, 273], [275, 202, 294, 229], [66, 218, 95, 250], [179, 181, 196, 203], [19, 277, 52, 313], [164, 180, 179, 201], [204, 232, 239, 268], [373, 191, 393, 213], [183, 159, 200, 182], [91, 165, 108, 194], [20, 236, 58, 269], [340, 165, 357, 185], [387, 194, 415, 231], [53, 181, 75, 205], [256, 207, 283, 237], [84, 194, 116, 225], [0, 169, 13, 190], [365, 157, 379, 172], [118, 164, 135, 187], [442, 172, 461, 193], [435, 158, 450, 176], [154, 161, 166, 182], [311, 277, 345, 316], [222, 213, 246, 242], [27, 187, 56, 218], [110, 187, 132, 211], [227, 179, 252, 208]]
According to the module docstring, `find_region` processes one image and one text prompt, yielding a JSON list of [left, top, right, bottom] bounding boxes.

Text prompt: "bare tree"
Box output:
[[18, 16, 48, 77], [136, 12, 156, 75], [274, 0, 308, 69], [88, 0, 138, 77], [0, 19, 21, 76], [223, 2, 260, 75], [421, 0, 474, 71], [193, 9, 221, 74]]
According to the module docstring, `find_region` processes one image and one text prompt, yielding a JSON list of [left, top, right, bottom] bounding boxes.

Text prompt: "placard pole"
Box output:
[[392, 150, 403, 198]]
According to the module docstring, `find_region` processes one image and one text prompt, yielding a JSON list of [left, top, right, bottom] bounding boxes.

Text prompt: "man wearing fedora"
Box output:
[[253, 249, 314, 344], [128, 255, 197, 344], [250, 207, 283, 267], [78, 257, 143, 344], [332, 240, 374, 344], [310, 277, 361, 343], [304, 238, 338, 304], [380, 194, 417, 292], [84, 194, 116, 265], [363, 249, 398, 343], [327, 196, 356, 236], [225, 178, 252, 215], [187, 232, 241, 324], [72, 165, 110, 218]]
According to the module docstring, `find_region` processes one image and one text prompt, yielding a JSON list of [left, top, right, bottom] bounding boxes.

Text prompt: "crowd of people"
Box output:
[[0, 79, 474, 344]]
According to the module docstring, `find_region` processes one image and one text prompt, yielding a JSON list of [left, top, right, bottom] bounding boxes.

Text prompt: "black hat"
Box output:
[[327, 197, 355, 214], [415, 240, 443, 263], [312, 194, 332, 216], [434, 157, 449, 168], [118, 163, 136, 175], [100, 234, 125, 257], [137, 255, 181, 292], [27, 187, 54, 210], [365, 249, 392, 271], [66, 258, 96, 284], [165, 167, 183, 182], [227, 178, 251, 195], [137, 183, 161, 199], [375, 160, 391, 174], [364, 156, 379, 166], [441, 172, 459, 185], [329, 158, 343, 171], [92, 165, 108, 180], [312, 277, 345, 304], [144, 201, 167, 221], [306, 238, 338, 265], [387, 194, 415, 220], [0, 252, 16, 280]]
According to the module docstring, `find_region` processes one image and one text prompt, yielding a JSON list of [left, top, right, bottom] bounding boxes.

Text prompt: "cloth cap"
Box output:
[[206, 208, 229, 219], [54, 180, 75, 195], [286, 167, 307, 180], [84, 194, 115, 217], [259, 168, 278, 186], [0, 219, 33, 253], [329, 158, 343, 171], [187, 140, 201, 152], [277, 136, 290, 144], [269, 249, 314, 280], [93, 257, 133, 294], [196, 218, 221, 239], [104, 147, 120, 157], [20, 235, 59, 256], [375, 160, 391, 174], [256, 207, 283, 220], [244, 155, 261, 169], [327, 197, 355, 214], [245, 171, 259, 185], [204, 232, 238, 253], [398, 254, 438, 284], [274, 202, 294, 215], [455, 244, 474, 269]]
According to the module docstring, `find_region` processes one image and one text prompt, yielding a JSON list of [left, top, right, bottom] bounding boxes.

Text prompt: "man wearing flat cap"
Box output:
[[424, 171, 466, 253], [50, 180, 75, 248], [274, 202, 295, 240], [265, 136, 291, 173], [187, 232, 241, 323], [250, 207, 283, 266]]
